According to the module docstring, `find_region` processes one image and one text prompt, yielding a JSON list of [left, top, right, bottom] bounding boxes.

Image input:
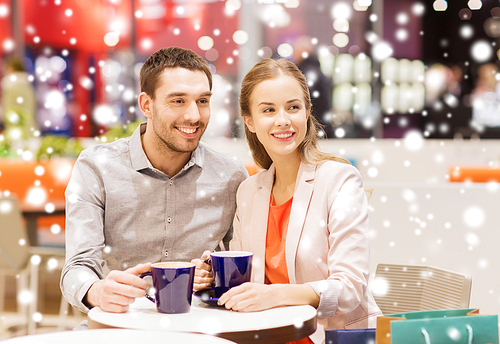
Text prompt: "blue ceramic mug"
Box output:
[[211, 251, 253, 298], [140, 262, 195, 314]]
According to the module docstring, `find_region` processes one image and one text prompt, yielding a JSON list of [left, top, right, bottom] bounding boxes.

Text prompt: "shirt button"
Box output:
[[167, 217, 172, 223], [169, 181, 173, 186], [164, 251, 169, 257]]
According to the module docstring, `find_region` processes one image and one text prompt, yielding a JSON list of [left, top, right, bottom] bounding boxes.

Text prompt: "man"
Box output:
[[60, 47, 248, 314]]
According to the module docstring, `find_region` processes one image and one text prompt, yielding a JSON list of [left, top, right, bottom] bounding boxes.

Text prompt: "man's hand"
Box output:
[[191, 250, 213, 292], [86, 262, 151, 313]]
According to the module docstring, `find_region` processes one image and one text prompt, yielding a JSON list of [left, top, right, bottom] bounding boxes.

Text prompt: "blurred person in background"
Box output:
[[470, 62, 500, 129], [1, 56, 38, 141], [292, 35, 334, 138]]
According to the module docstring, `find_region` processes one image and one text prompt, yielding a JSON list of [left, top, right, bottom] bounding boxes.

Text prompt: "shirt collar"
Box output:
[[129, 121, 205, 173], [130, 122, 150, 171]]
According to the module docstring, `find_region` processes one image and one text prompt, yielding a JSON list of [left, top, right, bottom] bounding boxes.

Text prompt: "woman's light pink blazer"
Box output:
[[230, 160, 382, 343]]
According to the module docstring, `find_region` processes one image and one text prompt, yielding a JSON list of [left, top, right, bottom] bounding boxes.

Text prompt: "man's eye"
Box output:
[[173, 99, 184, 104]]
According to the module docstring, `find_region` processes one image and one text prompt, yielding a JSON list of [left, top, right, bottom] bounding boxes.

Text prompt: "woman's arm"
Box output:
[[217, 282, 319, 311]]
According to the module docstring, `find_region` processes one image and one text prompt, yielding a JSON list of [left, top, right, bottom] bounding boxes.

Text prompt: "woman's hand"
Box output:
[[217, 282, 279, 312], [191, 250, 213, 292], [218, 282, 320, 312]]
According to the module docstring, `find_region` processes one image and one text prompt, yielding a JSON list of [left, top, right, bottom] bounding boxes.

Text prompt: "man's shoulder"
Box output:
[[199, 141, 245, 169], [79, 137, 131, 160]]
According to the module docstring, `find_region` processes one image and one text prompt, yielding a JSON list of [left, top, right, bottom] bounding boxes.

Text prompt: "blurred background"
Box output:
[[1, 0, 500, 339], [1, 0, 500, 147]]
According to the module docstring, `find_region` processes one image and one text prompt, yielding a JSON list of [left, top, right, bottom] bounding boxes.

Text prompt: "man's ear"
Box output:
[[138, 92, 152, 119], [243, 116, 256, 133]]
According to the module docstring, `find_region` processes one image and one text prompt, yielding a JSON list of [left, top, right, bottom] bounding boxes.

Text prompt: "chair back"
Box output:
[[0, 196, 30, 270], [372, 263, 472, 315]]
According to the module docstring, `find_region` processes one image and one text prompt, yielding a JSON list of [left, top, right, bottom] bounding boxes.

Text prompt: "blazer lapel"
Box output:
[[248, 165, 274, 284], [285, 162, 316, 284]]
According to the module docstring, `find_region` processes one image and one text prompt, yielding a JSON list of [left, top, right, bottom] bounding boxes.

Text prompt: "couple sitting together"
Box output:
[[60, 46, 382, 344]]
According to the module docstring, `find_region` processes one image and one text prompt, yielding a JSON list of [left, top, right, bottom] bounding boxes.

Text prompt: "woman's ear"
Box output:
[[138, 92, 152, 119], [243, 115, 256, 133]]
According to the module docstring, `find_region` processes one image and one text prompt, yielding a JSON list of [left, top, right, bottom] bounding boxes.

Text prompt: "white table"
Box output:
[[0, 328, 236, 344], [88, 297, 317, 343]]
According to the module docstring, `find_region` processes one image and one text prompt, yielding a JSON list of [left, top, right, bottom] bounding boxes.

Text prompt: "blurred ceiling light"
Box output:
[[284, 0, 299, 9], [104, 32, 120, 47], [333, 33, 349, 48], [140, 38, 153, 50], [45, 90, 65, 109], [64, 8, 73, 17], [459, 8, 472, 20], [433, 0, 447, 11], [372, 41, 393, 62], [468, 0, 482, 10], [331, 2, 351, 20], [79, 76, 94, 90], [369, 14, 378, 22], [135, 10, 143, 18], [395, 29, 409, 41], [277, 43, 293, 58], [198, 36, 214, 51], [358, 0, 372, 6], [412, 3, 425, 16], [225, 0, 241, 11], [484, 18, 500, 38], [0, 4, 9, 17], [460, 24, 474, 39], [260, 4, 291, 28], [257, 46, 273, 58], [396, 12, 409, 25], [3, 39, 14, 52], [353, 0, 369, 11], [93, 104, 117, 126], [233, 30, 249, 45], [139, 5, 166, 19], [25, 187, 47, 206], [471, 40, 493, 62], [333, 19, 349, 32]]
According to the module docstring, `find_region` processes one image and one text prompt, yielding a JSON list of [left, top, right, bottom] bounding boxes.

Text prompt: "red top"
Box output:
[[266, 195, 314, 344]]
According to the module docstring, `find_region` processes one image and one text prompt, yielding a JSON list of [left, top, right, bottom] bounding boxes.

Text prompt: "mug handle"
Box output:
[[139, 271, 155, 303]]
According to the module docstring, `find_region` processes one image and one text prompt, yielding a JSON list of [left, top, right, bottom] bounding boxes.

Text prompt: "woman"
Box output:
[[217, 59, 382, 343]]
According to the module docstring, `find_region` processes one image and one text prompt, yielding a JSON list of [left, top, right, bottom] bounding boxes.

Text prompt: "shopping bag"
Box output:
[[375, 308, 498, 344], [325, 328, 375, 344]]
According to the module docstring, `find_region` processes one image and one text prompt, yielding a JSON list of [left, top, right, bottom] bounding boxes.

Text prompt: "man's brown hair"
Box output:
[[140, 47, 212, 99]]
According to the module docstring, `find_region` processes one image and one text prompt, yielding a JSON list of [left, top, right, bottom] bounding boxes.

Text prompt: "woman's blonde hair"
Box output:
[[239, 58, 350, 170]]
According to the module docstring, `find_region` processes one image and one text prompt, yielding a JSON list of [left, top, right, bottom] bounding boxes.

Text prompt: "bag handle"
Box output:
[[420, 324, 473, 344]]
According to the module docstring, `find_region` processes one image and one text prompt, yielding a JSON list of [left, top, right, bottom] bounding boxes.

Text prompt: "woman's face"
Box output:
[[244, 75, 308, 162]]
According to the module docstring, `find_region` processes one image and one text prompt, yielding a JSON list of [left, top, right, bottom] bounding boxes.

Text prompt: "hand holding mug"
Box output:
[[86, 262, 151, 313], [191, 250, 213, 291]]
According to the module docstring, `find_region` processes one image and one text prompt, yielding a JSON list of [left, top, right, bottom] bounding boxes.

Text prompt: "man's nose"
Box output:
[[184, 101, 201, 122]]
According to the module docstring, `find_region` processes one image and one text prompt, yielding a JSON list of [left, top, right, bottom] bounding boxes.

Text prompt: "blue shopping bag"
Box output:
[[325, 328, 375, 344]]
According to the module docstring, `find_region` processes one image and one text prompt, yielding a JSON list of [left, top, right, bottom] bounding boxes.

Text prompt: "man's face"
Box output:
[[147, 67, 212, 154]]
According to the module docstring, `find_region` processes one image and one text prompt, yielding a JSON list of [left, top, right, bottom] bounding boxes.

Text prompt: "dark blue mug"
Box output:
[[140, 262, 195, 314], [211, 251, 253, 298]]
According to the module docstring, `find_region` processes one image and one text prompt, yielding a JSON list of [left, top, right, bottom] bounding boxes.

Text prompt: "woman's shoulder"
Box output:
[[315, 159, 360, 177]]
